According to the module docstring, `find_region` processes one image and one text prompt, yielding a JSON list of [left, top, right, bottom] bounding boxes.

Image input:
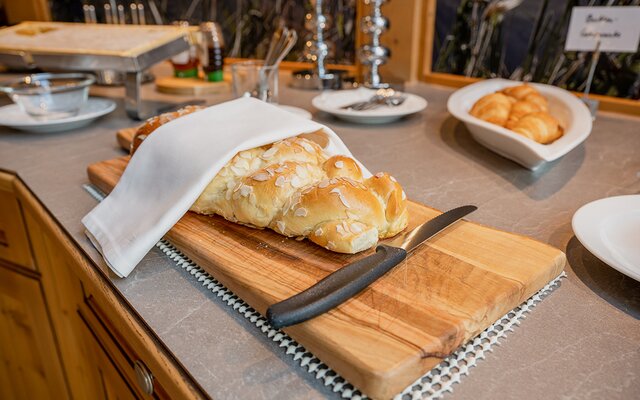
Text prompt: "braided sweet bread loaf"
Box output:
[[132, 108, 409, 253]]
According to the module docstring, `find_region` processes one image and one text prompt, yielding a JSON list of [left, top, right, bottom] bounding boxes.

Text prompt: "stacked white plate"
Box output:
[[0, 98, 116, 133]]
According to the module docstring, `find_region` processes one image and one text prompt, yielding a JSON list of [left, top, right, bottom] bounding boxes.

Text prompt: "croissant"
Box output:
[[470, 83, 563, 144], [132, 108, 409, 254], [500, 84, 538, 100], [469, 93, 512, 127], [510, 112, 563, 144], [505, 99, 546, 129]]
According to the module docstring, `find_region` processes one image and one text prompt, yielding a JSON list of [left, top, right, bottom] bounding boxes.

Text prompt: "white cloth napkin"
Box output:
[[82, 97, 370, 278]]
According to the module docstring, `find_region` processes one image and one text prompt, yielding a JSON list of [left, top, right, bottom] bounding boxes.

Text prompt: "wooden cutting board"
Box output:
[[92, 138, 565, 399]]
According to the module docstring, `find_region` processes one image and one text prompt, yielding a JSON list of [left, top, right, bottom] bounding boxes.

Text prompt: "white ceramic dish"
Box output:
[[447, 78, 592, 170], [0, 98, 116, 133], [572, 195, 640, 282], [312, 88, 427, 124]]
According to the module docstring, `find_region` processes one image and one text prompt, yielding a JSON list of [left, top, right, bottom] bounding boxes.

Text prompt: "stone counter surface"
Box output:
[[0, 70, 638, 399]]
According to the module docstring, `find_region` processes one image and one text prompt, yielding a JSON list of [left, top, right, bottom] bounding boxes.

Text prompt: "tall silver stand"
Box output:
[[291, 0, 343, 90], [358, 0, 390, 88]]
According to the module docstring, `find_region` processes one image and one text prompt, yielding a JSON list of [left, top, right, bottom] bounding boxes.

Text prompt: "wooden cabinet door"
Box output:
[[0, 173, 34, 270], [0, 264, 68, 400], [79, 319, 138, 400]]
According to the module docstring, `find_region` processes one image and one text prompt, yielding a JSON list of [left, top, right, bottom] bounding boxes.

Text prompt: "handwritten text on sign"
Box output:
[[565, 6, 640, 52]]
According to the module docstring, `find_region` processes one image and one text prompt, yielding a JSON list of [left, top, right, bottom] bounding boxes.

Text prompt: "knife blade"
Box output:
[[266, 205, 477, 329]]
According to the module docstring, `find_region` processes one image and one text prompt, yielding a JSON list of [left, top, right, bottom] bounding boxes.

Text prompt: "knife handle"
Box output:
[[266, 244, 407, 330]]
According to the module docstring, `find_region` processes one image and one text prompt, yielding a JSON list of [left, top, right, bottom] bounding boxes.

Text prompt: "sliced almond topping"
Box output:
[[336, 224, 347, 236], [346, 211, 358, 220], [252, 172, 270, 182], [262, 147, 278, 159], [275, 164, 287, 173], [375, 172, 385, 178], [236, 158, 250, 169], [249, 158, 262, 170], [326, 241, 336, 250], [330, 187, 351, 208], [239, 151, 252, 160], [230, 165, 246, 175], [300, 140, 316, 153], [402, 190, 407, 200], [275, 176, 287, 187], [341, 220, 350, 232], [294, 207, 308, 217], [295, 164, 308, 178], [290, 176, 303, 188], [350, 222, 364, 234], [318, 179, 330, 188], [239, 184, 253, 197], [334, 160, 344, 169], [390, 176, 397, 182], [276, 220, 286, 233], [314, 228, 323, 236]]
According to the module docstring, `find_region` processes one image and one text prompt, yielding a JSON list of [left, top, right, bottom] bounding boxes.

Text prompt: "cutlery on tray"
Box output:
[[266, 205, 478, 329], [341, 88, 407, 111]]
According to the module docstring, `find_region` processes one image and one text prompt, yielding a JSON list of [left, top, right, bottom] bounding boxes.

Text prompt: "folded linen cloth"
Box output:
[[82, 97, 370, 278]]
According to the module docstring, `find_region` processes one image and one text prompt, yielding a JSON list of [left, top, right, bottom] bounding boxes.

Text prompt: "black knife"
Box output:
[[266, 205, 478, 329]]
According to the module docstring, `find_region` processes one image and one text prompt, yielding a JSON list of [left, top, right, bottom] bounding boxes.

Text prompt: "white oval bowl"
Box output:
[[447, 78, 593, 170]]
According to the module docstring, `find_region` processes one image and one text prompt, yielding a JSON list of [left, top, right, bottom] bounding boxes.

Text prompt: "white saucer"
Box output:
[[0, 98, 116, 133], [312, 88, 427, 124], [276, 104, 312, 120], [572, 195, 640, 282]]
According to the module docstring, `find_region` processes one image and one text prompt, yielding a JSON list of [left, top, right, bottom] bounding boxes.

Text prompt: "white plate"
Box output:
[[0, 98, 116, 133], [572, 195, 640, 282], [447, 79, 593, 170], [276, 105, 312, 120], [312, 88, 427, 124]]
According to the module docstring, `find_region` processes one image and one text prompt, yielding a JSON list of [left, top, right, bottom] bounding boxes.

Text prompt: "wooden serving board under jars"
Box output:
[[88, 129, 566, 399]]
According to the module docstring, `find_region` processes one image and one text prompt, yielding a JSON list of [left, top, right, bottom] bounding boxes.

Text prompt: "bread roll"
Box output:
[[469, 93, 512, 127], [510, 112, 563, 144], [132, 106, 409, 254]]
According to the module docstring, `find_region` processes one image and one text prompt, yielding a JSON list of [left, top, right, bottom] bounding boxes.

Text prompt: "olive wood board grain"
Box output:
[[87, 151, 566, 399]]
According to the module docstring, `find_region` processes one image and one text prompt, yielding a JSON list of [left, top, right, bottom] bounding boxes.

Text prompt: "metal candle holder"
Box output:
[[291, 0, 343, 90], [358, 0, 390, 88]]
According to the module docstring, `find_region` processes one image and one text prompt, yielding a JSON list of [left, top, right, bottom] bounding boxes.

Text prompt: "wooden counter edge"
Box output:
[[12, 175, 210, 400]]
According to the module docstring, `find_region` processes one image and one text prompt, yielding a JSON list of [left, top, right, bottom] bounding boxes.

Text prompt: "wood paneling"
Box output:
[[87, 156, 565, 399], [0, 263, 68, 400], [0, 172, 34, 270]]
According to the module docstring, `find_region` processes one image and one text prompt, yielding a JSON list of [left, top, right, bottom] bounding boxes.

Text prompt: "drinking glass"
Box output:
[[231, 61, 279, 103]]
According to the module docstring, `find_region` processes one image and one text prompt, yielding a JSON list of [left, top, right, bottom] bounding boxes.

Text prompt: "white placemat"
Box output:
[[84, 183, 566, 400]]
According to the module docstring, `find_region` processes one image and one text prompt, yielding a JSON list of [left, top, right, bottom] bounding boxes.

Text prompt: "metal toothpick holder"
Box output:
[[358, 0, 390, 88], [291, 0, 343, 90]]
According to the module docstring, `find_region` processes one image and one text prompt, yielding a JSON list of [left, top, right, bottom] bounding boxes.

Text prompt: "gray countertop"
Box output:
[[1, 65, 638, 399]]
